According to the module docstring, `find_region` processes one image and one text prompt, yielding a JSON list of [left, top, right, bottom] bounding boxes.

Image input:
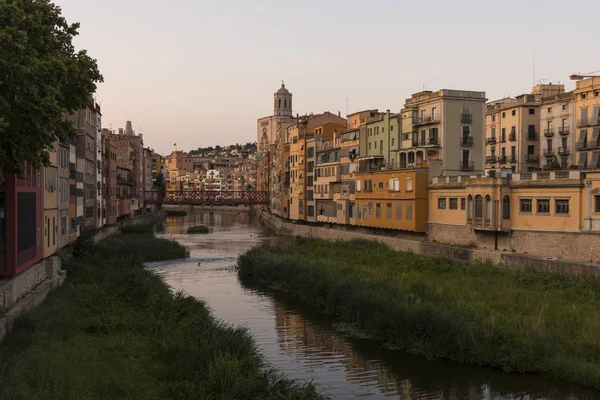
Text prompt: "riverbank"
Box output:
[[0, 231, 324, 399], [238, 237, 600, 389]]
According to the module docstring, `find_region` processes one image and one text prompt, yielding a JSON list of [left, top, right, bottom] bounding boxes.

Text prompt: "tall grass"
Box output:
[[0, 234, 324, 400], [187, 225, 210, 234], [238, 237, 600, 389]]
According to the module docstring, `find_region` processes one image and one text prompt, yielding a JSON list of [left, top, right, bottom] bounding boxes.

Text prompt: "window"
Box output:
[[406, 203, 413, 220], [537, 199, 550, 214], [438, 198, 446, 209], [475, 195, 483, 218], [548, 107, 552, 113], [512, 110, 516, 116], [45, 168, 56, 192], [595, 196, 600, 213], [299, 200, 304, 215], [378, 181, 384, 190], [391, 138, 394, 146], [520, 198, 532, 213], [555, 199, 569, 215], [391, 125, 394, 131], [368, 202, 373, 217], [396, 203, 402, 219], [374, 141, 377, 149], [503, 196, 510, 219], [449, 198, 458, 210], [369, 143, 372, 150], [375, 203, 381, 218], [61, 216, 67, 235], [406, 178, 413, 192], [501, 128, 506, 141], [307, 147, 314, 158], [492, 114, 496, 122], [562, 104, 567, 111], [529, 108, 535, 115], [502, 112, 506, 118], [386, 203, 392, 218], [460, 198, 466, 210]]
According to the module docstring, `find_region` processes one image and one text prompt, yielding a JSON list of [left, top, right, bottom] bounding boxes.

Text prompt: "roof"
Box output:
[[275, 82, 291, 96]]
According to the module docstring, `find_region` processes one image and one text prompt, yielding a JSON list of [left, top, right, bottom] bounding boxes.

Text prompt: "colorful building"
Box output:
[[42, 141, 59, 258], [574, 76, 600, 170], [539, 91, 575, 168]]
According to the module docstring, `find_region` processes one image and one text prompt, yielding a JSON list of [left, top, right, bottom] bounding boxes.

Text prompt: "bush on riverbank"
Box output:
[[0, 234, 324, 399], [121, 224, 154, 234], [187, 225, 210, 234], [238, 237, 600, 389], [166, 209, 187, 216]]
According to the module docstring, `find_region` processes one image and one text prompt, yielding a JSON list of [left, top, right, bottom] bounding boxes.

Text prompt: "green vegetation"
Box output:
[[187, 225, 210, 234], [238, 237, 600, 389], [0, 0, 102, 179], [0, 233, 323, 399], [166, 209, 187, 217], [120, 224, 154, 234]]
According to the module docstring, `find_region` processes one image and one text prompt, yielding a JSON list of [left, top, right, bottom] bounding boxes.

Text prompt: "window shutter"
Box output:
[[389, 178, 394, 190], [406, 178, 413, 192], [394, 179, 400, 192], [356, 180, 361, 192]]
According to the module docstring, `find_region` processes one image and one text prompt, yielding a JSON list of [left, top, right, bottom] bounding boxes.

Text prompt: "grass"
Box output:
[[0, 233, 324, 400], [120, 223, 155, 234], [166, 209, 187, 216], [238, 237, 600, 389], [187, 225, 210, 234]]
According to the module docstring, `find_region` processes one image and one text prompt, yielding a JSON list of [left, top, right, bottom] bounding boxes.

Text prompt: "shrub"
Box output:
[[121, 224, 154, 234], [238, 237, 600, 389], [187, 225, 209, 234]]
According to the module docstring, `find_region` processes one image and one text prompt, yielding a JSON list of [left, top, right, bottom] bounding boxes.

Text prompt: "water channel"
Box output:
[[146, 209, 600, 399]]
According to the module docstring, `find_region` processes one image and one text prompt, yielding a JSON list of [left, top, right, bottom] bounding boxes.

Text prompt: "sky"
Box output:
[[53, 0, 599, 156]]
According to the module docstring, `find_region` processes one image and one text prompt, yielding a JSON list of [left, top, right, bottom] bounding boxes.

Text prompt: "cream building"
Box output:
[[257, 82, 294, 155], [574, 76, 600, 170], [539, 91, 575, 168], [399, 89, 487, 174]]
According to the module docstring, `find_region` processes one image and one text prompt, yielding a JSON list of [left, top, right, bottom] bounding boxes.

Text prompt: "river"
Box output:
[[145, 209, 600, 400]]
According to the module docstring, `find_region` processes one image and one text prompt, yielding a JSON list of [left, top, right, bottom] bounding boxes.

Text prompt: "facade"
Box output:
[[204, 170, 223, 191], [539, 91, 575, 168], [42, 141, 59, 258], [353, 167, 429, 232], [428, 170, 600, 261], [57, 139, 70, 247], [363, 110, 401, 168], [95, 103, 103, 228], [288, 125, 306, 221], [257, 82, 294, 154], [574, 76, 600, 170], [400, 89, 487, 173], [103, 131, 118, 225]]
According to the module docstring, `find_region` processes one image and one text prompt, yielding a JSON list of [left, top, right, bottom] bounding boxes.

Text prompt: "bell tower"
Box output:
[[273, 81, 293, 118]]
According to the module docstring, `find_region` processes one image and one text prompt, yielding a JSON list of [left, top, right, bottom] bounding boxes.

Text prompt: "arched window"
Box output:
[[475, 195, 483, 219], [467, 195, 473, 218], [503, 196, 510, 220], [284, 99, 287, 108], [278, 99, 281, 109], [485, 195, 492, 221]]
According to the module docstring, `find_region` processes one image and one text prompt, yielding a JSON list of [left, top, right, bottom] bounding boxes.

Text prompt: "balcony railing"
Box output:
[[509, 156, 517, 163], [427, 137, 439, 146], [461, 113, 473, 124], [577, 117, 600, 127], [558, 146, 569, 155], [461, 136, 473, 147], [559, 126, 570, 136], [498, 156, 507, 164], [543, 129, 554, 137], [527, 131, 537, 140], [486, 137, 497, 145], [413, 115, 440, 126], [509, 133, 516, 141], [460, 161, 475, 170], [527, 154, 539, 162], [577, 141, 588, 151], [543, 150, 554, 157], [486, 156, 497, 163]]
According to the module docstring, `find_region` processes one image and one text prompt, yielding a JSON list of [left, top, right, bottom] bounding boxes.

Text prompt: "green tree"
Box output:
[[0, 0, 103, 179], [153, 173, 165, 189]]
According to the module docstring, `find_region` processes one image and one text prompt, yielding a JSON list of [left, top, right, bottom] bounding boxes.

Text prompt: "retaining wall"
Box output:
[[257, 210, 600, 277]]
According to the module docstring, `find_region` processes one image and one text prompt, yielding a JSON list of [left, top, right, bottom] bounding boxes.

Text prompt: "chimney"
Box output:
[[338, 111, 341, 117], [119, 128, 124, 135], [125, 121, 133, 135]]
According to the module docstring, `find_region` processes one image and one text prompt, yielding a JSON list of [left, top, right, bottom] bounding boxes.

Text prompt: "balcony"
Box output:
[[486, 137, 497, 145], [558, 146, 569, 155], [460, 136, 473, 147], [427, 137, 439, 146], [498, 156, 507, 164], [577, 117, 600, 127], [461, 113, 473, 124], [543, 149, 554, 157], [527, 154, 539, 162], [413, 114, 440, 126], [577, 141, 588, 151], [558, 126, 570, 136], [509, 133, 516, 141], [509, 156, 517, 163], [543, 129, 554, 137], [460, 161, 475, 171], [527, 131, 537, 140], [486, 156, 497, 163]]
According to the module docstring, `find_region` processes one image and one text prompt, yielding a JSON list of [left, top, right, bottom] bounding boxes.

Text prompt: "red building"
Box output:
[[0, 167, 43, 276]]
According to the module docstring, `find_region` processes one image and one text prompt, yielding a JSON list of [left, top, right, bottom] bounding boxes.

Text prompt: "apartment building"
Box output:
[[314, 136, 340, 223], [103, 131, 118, 225], [57, 139, 70, 247], [539, 91, 575, 168], [353, 164, 429, 232], [363, 110, 401, 168], [338, 129, 360, 225], [400, 89, 486, 173], [574, 76, 600, 170], [68, 135, 79, 243], [428, 169, 600, 262], [95, 103, 103, 228], [288, 124, 306, 221], [346, 109, 382, 130]]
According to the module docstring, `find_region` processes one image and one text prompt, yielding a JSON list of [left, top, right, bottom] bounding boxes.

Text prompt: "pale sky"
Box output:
[[54, 0, 599, 156]]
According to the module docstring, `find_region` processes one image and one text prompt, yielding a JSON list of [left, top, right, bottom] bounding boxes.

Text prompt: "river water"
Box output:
[[146, 210, 600, 400]]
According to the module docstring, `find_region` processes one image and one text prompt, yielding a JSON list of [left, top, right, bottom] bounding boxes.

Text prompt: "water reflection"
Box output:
[[147, 209, 600, 400]]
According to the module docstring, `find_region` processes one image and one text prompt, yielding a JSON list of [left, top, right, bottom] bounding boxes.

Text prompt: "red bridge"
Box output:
[[144, 190, 269, 206]]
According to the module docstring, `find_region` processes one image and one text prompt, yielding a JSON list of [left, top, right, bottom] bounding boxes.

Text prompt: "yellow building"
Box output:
[[574, 76, 600, 169], [428, 170, 600, 262], [43, 140, 59, 258], [353, 162, 429, 232], [288, 124, 306, 221]]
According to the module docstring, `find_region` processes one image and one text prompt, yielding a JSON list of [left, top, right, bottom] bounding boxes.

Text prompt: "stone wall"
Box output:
[[428, 222, 600, 263], [258, 210, 599, 277]]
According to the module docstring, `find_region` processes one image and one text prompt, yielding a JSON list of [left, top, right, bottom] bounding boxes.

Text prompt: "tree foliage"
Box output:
[[0, 0, 103, 179]]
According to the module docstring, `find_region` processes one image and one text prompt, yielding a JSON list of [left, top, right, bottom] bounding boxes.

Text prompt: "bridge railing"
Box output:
[[144, 190, 269, 205]]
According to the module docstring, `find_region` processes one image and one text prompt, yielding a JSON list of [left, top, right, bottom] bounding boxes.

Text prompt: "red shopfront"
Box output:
[[0, 167, 43, 276]]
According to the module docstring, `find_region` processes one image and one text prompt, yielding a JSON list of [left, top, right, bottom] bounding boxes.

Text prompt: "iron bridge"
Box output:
[[144, 190, 269, 206]]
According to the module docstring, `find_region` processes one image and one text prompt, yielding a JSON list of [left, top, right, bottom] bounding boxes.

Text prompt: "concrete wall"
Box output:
[[257, 209, 600, 277]]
